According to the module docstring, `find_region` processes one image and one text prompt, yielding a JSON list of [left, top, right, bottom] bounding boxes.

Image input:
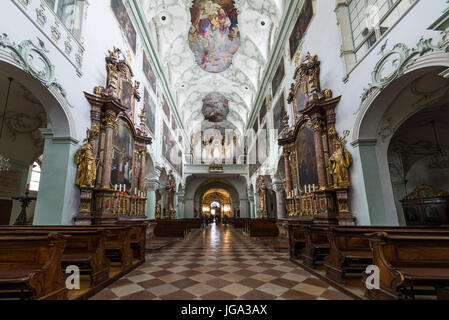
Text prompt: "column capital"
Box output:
[[311, 119, 325, 132], [146, 179, 160, 191], [272, 181, 285, 193], [101, 113, 117, 129]]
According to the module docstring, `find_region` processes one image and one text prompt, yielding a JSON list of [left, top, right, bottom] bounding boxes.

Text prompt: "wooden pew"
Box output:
[[303, 225, 331, 268], [367, 232, 449, 300], [117, 220, 149, 261], [0, 229, 109, 287], [0, 233, 68, 300], [233, 218, 246, 229], [183, 218, 201, 230], [153, 220, 189, 238], [245, 219, 279, 237], [324, 226, 449, 284], [287, 220, 315, 259], [0, 226, 133, 271]]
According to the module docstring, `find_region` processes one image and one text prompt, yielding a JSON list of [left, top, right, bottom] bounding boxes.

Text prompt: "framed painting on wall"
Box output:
[[295, 123, 319, 188], [111, 120, 134, 190], [143, 51, 157, 94], [162, 122, 182, 175], [111, 0, 137, 54], [272, 57, 285, 97], [143, 87, 156, 135], [273, 93, 286, 134], [289, 0, 313, 59]]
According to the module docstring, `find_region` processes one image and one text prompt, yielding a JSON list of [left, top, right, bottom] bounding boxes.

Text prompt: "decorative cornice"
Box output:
[[356, 37, 442, 115]]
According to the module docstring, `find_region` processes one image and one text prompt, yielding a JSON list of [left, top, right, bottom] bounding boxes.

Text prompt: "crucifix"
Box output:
[[13, 188, 37, 225]]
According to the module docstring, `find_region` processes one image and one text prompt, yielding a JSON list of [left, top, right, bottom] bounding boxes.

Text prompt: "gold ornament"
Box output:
[[74, 129, 98, 188], [329, 130, 352, 188]]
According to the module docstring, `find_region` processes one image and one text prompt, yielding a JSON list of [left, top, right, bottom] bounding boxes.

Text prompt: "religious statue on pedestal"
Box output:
[[165, 170, 176, 217], [74, 129, 98, 188], [329, 130, 352, 188], [256, 175, 268, 218]]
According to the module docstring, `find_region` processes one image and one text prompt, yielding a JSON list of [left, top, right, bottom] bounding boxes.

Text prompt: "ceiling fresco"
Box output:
[[202, 92, 230, 122], [189, 0, 240, 73], [140, 0, 283, 136]]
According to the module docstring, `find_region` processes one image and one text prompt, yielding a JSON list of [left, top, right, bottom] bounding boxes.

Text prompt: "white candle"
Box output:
[[119, 184, 122, 192], [124, 185, 126, 192], [313, 184, 316, 192], [115, 184, 117, 191]]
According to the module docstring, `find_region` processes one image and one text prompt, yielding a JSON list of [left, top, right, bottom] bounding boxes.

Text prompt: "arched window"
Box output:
[[210, 201, 220, 208], [29, 162, 41, 192]]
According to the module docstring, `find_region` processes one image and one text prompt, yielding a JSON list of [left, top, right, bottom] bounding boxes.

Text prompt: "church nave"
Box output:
[[91, 224, 351, 300]]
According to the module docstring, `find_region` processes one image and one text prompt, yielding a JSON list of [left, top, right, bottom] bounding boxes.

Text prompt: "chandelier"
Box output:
[[428, 120, 449, 169], [0, 78, 13, 172]]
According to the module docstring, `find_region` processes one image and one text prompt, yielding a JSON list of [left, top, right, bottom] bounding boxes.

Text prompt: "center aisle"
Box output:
[[91, 223, 352, 300]]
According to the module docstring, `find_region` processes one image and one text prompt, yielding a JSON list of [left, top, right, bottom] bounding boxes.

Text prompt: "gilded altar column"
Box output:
[[283, 150, 293, 194], [100, 111, 116, 189], [311, 118, 328, 189], [139, 148, 146, 192]]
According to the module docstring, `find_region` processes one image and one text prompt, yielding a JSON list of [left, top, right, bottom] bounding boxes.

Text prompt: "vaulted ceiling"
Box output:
[[140, 0, 284, 139]]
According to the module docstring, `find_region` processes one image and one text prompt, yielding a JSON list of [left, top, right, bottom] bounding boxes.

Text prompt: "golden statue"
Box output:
[[256, 175, 267, 218], [329, 130, 352, 188], [74, 129, 97, 188]]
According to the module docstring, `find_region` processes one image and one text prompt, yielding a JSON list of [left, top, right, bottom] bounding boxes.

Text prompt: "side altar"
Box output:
[[74, 48, 152, 224], [278, 53, 355, 225]]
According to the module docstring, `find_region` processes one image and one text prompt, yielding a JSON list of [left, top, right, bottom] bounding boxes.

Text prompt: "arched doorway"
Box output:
[[185, 175, 248, 219], [201, 189, 233, 222], [353, 64, 449, 225], [0, 62, 74, 225]]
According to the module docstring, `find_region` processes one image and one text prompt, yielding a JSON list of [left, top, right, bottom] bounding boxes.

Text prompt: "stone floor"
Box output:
[[90, 223, 352, 300]]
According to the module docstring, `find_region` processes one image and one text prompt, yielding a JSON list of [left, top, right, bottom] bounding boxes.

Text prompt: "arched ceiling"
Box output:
[[140, 0, 283, 137]]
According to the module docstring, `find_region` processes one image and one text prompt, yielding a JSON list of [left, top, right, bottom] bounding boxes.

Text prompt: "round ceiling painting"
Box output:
[[202, 92, 229, 122], [188, 0, 240, 73]]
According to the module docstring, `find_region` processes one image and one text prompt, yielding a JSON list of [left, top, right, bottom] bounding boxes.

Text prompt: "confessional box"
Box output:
[[401, 195, 449, 227]]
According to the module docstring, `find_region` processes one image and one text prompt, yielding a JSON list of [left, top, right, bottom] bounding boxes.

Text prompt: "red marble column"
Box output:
[[100, 111, 116, 189], [312, 120, 328, 189], [283, 150, 292, 194]]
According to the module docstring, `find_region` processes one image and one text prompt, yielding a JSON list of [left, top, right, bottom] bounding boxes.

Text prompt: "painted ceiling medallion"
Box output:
[[188, 0, 240, 73], [202, 92, 229, 122]]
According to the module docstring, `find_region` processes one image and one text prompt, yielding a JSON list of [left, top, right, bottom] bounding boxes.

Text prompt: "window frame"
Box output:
[[341, 0, 420, 78], [42, 0, 86, 41]]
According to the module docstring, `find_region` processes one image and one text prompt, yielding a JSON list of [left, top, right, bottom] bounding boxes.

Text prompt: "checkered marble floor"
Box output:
[[90, 224, 352, 300]]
